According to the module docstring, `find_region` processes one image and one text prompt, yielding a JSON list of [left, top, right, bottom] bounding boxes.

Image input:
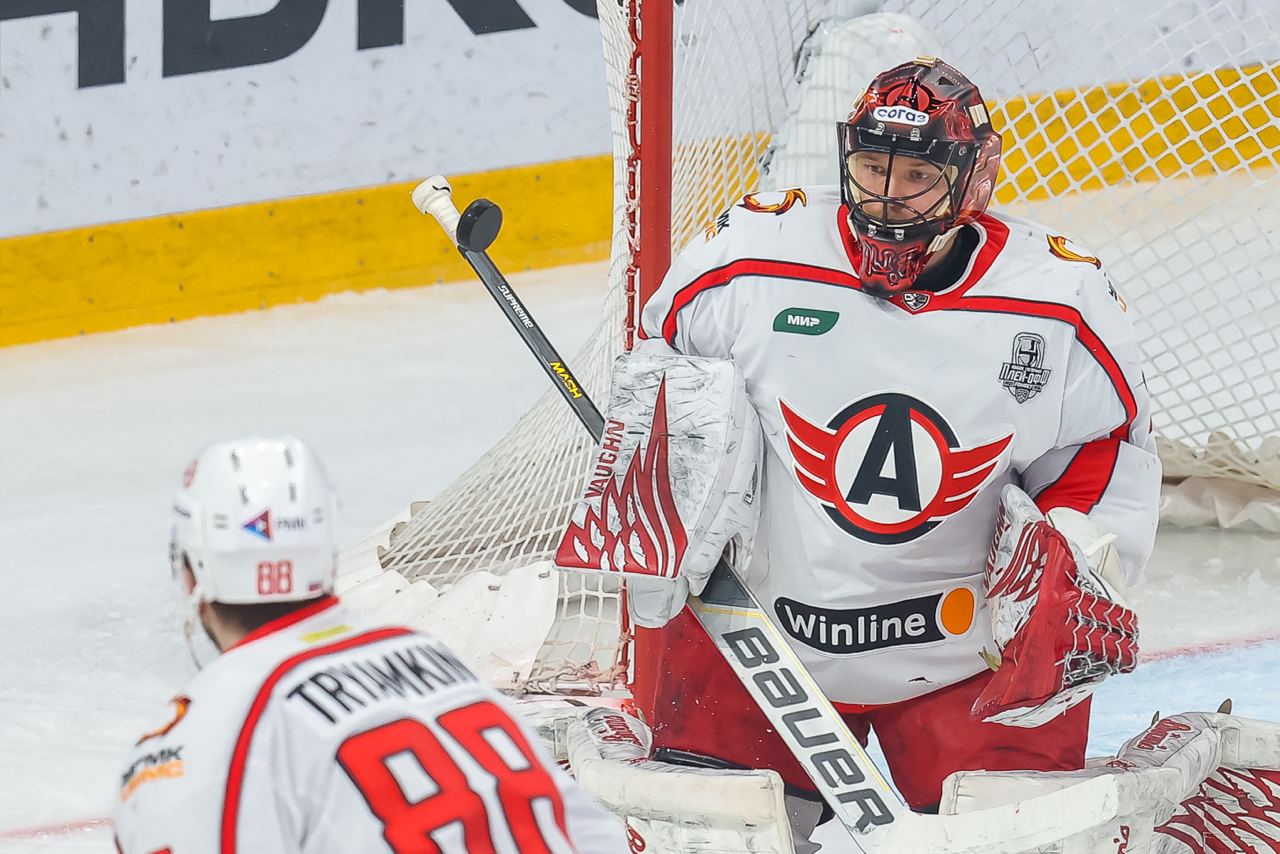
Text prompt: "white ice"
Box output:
[[1, 261, 1277, 852]]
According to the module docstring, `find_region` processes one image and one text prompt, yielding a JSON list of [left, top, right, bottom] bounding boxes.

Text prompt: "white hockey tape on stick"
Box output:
[[411, 174, 462, 246]]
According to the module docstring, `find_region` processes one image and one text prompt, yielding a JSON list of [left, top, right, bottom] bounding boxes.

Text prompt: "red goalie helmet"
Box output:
[[839, 57, 1002, 297]]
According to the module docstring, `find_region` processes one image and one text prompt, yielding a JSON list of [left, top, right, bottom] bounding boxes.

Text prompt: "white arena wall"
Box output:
[[0, 0, 608, 237], [0, 0, 612, 346]]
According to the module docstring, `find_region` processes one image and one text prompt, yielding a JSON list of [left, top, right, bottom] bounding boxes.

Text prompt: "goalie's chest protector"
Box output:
[[651, 189, 1102, 705]]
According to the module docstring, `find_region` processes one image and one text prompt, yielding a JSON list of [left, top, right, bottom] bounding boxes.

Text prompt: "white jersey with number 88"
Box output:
[[113, 598, 626, 854]]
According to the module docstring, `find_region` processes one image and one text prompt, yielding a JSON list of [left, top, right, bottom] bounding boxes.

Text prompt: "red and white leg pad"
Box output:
[[565, 702, 1280, 853], [974, 484, 1138, 727], [942, 711, 1280, 853], [564, 706, 801, 854]]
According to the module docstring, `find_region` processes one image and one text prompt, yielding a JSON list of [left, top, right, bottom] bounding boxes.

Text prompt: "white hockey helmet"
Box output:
[[170, 437, 338, 604]]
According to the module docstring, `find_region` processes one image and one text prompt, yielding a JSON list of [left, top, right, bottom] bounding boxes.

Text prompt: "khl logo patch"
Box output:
[[900, 291, 930, 312], [1000, 332, 1052, 403], [780, 393, 1011, 544]]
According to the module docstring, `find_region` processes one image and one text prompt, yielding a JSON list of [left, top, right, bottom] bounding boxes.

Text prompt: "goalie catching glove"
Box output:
[[975, 484, 1138, 727], [554, 351, 763, 627]]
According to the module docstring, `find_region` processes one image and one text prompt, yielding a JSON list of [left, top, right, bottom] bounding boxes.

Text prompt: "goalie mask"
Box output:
[[839, 57, 1002, 297], [170, 436, 338, 605]]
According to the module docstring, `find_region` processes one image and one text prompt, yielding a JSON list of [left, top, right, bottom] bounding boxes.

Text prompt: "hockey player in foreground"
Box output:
[[113, 437, 626, 854], [554, 57, 1280, 851]]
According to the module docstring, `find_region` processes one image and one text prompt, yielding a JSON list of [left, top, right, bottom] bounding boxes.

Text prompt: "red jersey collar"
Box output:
[[225, 594, 341, 652], [835, 205, 1010, 312]]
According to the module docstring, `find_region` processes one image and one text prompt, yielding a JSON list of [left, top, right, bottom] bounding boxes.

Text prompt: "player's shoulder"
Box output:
[[117, 693, 201, 800], [114, 639, 274, 804], [114, 600, 395, 793], [688, 184, 844, 260], [113, 681, 232, 852], [113, 602, 453, 851], [975, 210, 1132, 322], [258, 605, 489, 735]]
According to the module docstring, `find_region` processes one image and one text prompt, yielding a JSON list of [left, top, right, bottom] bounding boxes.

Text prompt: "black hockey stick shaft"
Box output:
[[411, 176, 605, 441], [461, 246, 606, 441], [412, 175, 904, 848]]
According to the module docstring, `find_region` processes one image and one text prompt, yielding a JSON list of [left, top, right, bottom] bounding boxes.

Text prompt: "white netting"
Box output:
[[907, 0, 1280, 491], [376, 0, 1280, 694], [372, 285, 625, 693]]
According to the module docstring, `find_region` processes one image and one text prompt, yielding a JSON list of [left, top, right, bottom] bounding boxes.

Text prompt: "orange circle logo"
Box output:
[[939, 587, 975, 636]]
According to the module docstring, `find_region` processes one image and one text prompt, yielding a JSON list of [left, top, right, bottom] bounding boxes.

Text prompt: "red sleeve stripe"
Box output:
[[660, 259, 858, 345], [653, 237, 1137, 443], [1034, 432, 1124, 514], [947, 296, 1139, 439], [221, 626, 414, 854]]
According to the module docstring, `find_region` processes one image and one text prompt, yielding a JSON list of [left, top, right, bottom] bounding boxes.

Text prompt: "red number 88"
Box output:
[[336, 700, 567, 853]]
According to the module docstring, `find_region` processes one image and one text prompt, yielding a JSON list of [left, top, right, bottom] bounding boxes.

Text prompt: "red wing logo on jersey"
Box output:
[[738, 188, 807, 215], [781, 393, 1011, 544], [556, 377, 689, 577]]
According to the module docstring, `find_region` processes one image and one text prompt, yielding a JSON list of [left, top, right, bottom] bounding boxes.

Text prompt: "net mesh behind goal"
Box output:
[[377, 0, 1280, 695]]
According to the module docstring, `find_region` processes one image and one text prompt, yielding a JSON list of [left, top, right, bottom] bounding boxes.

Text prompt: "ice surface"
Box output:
[[1, 261, 1276, 851]]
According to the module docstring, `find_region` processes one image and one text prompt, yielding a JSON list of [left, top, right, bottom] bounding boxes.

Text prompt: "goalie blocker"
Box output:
[[553, 350, 764, 627]]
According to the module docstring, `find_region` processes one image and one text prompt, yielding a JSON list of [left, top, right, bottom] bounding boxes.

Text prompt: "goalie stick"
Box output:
[[411, 176, 605, 440], [412, 175, 904, 851]]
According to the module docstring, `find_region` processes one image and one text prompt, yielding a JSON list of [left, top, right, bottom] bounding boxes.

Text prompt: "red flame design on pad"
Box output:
[[1157, 768, 1280, 852], [988, 522, 1058, 604], [556, 378, 689, 577]]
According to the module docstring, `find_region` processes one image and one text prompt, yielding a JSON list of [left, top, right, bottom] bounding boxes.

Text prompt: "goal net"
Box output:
[[368, 0, 1280, 696]]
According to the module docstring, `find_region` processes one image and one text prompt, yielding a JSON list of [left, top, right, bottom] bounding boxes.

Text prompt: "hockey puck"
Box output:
[[457, 199, 503, 252]]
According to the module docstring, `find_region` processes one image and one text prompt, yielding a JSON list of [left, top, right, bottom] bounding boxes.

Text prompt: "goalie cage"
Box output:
[[339, 0, 1280, 701]]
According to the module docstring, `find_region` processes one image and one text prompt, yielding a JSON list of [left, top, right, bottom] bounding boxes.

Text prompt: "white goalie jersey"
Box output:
[[638, 185, 1162, 707], [113, 597, 626, 854]]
